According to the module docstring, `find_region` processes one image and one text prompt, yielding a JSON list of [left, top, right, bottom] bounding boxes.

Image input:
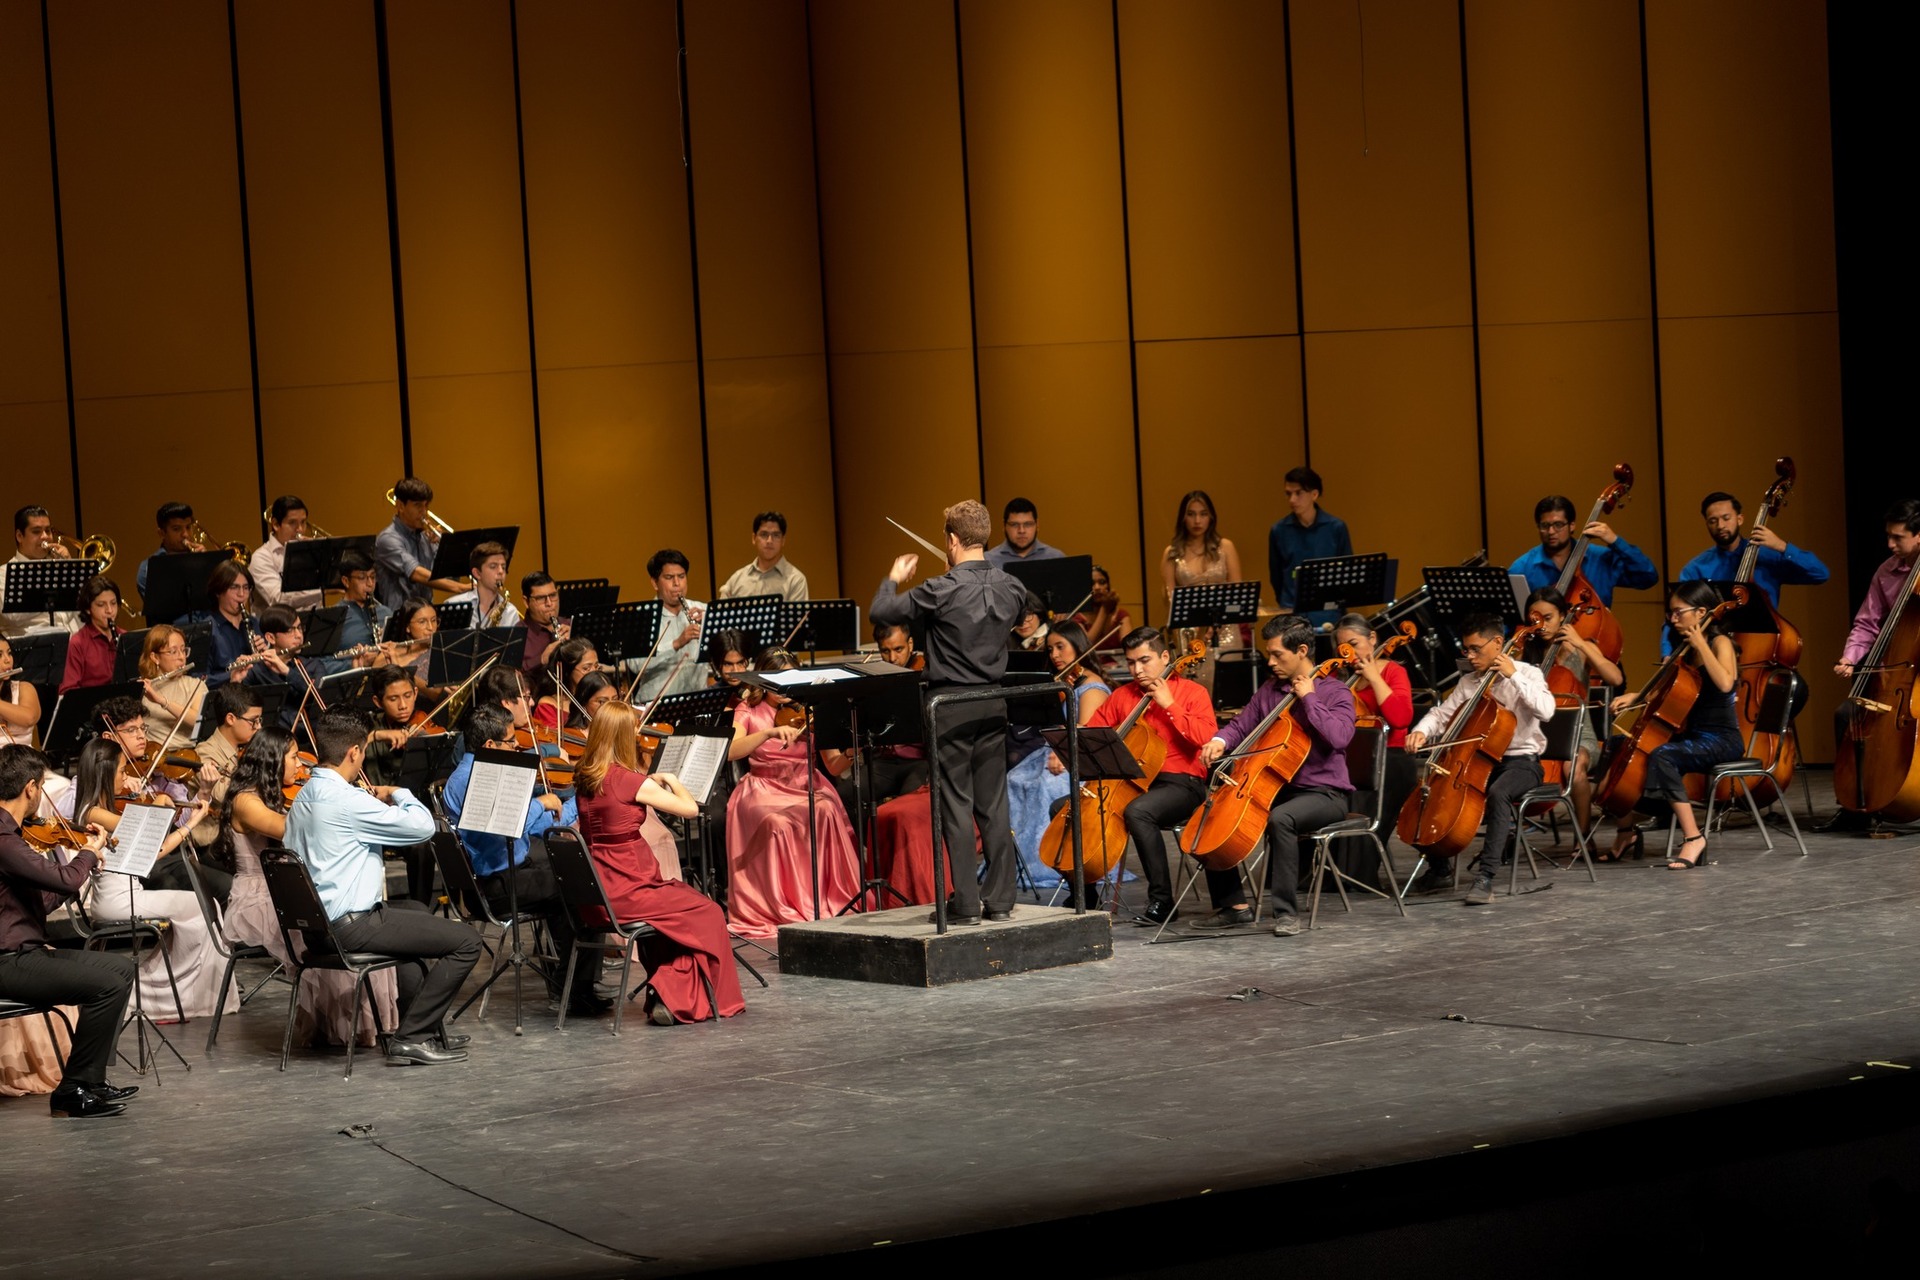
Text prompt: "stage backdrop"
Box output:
[[0, 0, 1845, 755]]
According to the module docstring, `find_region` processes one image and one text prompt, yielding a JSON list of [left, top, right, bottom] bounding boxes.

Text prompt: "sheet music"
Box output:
[[653, 733, 728, 804], [457, 758, 539, 839], [758, 666, 859, 686], [102, 802, 172, 879]]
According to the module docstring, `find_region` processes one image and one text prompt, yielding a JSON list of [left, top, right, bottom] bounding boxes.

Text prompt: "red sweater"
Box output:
[[1352, 659, 1414, 748], [1087, 676, 1217, 778]]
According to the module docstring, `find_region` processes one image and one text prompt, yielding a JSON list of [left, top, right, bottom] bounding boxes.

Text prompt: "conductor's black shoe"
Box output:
[[928, 900, 983, 926], [86, 1082, 139, 1103], [1191, 906, 1255, 929], [437, 1032, 471, 1051], [983, 905, 1015, 922], [1132, 901, 1178, 927], [385, 1037, 469, 1066], [49, 1086, 125, 1118]]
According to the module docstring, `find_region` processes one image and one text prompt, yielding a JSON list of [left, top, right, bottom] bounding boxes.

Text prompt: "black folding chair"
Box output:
[[543, 829, 666, 1036], [68, 887, 185, 1024], [1510, 705, 1601, 895], [428, 819, 549, 1035], [1305, 724, 1409, 928], [0, 1000, 73, 1076], [1673, 669, 1809, 859], [179, 846, 285, 1052], [258, 847, 400, 1078]]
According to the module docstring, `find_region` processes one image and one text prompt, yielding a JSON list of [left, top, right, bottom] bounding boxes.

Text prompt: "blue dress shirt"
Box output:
[[1661, 539, 1830, 655], [284, 768, 435, 918], [338, 598, 394, 650], [1509, 538, 1659, 606], [1267, 511, 1352, 611], [373, 517, 437, 613], [440, 752, 575, 877]]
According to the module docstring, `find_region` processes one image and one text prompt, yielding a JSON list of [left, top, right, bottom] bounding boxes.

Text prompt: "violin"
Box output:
[[153, 747, 203, 784], [774, 703, 809, 732], [1596, 587, 1748, 817], [404, 709, 449, 738], [1554, 464, 1634, 663], [1834, 550, 1920, 820], [1039, 640, 1207, 882], [1180, 647, 1354, 870], [1347, 622, 1419, 730], [1396, 623, 1542, 858]]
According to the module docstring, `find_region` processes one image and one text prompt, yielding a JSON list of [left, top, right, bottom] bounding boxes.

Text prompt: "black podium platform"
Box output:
[[777, 903, 1112, 987]]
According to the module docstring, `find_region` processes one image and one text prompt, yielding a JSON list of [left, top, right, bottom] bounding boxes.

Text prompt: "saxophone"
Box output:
[[482, 586, 512, 629]]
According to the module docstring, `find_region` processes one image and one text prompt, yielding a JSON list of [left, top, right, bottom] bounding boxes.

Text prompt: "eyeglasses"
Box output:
[[1537, 521, 1571, 532], [239, 714, 264, 728], [1666, 606, 1703, 618]]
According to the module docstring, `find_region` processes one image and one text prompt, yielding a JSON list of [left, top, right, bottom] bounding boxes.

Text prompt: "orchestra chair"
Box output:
[[68, 885, 186, 1025], [180, 846, 285, 1053], [1507, 706, 1601, 897], [0, 1000, 74, 1077], [543, 828, 669, 1036], [1664, 670, 1810, 861], [426, 809, 548, 1036], [258, 847, 399, 1078], [1305, 724, 1409, 927]]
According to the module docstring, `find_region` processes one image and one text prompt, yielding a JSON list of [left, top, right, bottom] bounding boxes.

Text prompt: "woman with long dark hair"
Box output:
[[1160, 490, 1245, 688]]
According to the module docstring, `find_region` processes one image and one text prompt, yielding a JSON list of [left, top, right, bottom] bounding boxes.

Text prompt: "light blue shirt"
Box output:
[[1510, 538, 1659, 606], [284, 767, 435, 918], [441, 752, 575, 877]]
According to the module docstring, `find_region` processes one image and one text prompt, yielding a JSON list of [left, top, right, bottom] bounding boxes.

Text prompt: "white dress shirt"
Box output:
[[249, 537, 324, 611], [1411, 661, 1556, 758], [445, 587, 521, 628], [284, 767, 435, 918], [622, 600, 707, 703]]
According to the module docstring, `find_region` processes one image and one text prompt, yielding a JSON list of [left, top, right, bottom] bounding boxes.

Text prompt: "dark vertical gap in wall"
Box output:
[[1110, 1, 1151, 625], [226, 0, 269, 535], [1637, 0, 1670, 578], [373, 0, 413, 475], [802, 0, 846, 595], [507, 0, 551, 569], [38, 0, 82, 531], [1456, 0, 1489, 554], [674, 0, 718, 595], [951, 0, 987, 500], [1280, 0, 1312, 478]]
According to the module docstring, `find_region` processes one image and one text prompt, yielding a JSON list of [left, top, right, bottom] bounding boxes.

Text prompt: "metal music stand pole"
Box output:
[[105, 871, 190, 1078]]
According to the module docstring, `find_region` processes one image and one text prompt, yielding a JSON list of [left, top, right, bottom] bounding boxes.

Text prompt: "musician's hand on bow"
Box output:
[[1404, 731, 1426, 753], [1199, 739, 1226, 767], [769, 725, 803, 746], [199, 761, 222, 790], [537, 792, 563, 814], [889, 554, 919, 586], [1609, 692, 1635, 715], [1835, 661, 1854, 677], [1045, 750, 1065, 776]]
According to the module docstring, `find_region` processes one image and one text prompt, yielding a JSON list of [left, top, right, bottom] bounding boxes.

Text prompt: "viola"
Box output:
[[1833, 552, 1920, 820], [1554, 464, 1635, 664], [1596, 587, 1748, 817], [1347, 622, 1418, 730], [1396, 623, 1542, 858], [1039, 641, 1207, 882], [1180, 648, 1354, 871]]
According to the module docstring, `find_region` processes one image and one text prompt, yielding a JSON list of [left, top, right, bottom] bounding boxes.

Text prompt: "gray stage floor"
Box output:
[[6, 785, 1917, 1277]]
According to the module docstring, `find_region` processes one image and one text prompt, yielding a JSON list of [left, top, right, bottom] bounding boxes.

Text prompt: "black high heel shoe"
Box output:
[[1661, 833, 1708, 870], [1594, 827, 1644, 864]]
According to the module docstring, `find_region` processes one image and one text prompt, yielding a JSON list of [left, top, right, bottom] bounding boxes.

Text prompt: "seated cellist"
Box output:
[[1197, 616, 1355, 937], [1404, 614, 1556, 905]]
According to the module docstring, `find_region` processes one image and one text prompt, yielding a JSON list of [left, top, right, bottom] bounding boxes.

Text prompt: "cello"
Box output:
[[1038, 641, 1207, 882], [1531, 600, 1599, 790], [1595, 586, 1748, 817], [1833, 553, 1920, 821], [1396, 622, 1540, 858], [1179, 647, 1354, 871], [1555, 464, 1636, 663]]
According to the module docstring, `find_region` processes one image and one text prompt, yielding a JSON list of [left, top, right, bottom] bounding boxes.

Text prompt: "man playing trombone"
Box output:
[[250, 494, 325, 611], [375, 477, 464, 612]]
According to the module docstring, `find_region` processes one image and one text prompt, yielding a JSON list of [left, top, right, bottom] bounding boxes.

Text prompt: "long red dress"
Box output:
[[575, 764, 744, 1021], [870, 786, 981, 907]]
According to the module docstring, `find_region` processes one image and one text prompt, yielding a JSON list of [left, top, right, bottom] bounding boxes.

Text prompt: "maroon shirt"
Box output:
[[0, 811, 98, 951], [60, 624, 117, 695]]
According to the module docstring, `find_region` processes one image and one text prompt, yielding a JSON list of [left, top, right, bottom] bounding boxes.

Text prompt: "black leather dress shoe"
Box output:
[[1191, 906, 1255, 929], [982, 905, 1014, 922], [567, 993, 614, 1016], [49, 1086, 125, 1118], [386, 1037, 469, 1066], [927, 900, 983, 925], [87, 1082, 140, 1103], [437, 1032, 471, 1051], [1132, 901, 1178, 927]]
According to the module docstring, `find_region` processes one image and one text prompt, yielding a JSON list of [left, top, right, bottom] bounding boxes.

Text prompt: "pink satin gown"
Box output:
[[724, 701, 863, 938]]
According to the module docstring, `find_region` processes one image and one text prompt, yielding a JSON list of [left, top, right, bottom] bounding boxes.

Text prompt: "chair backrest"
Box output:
[[543, 828, 621, 932], [1751, 669, 1802, 742], [1344, 723, 1388, 821], [427, 820, 491, 923], [1540, 704, 1586, 767], [258, 846, 338, 962], [178, 846, 236, 962]]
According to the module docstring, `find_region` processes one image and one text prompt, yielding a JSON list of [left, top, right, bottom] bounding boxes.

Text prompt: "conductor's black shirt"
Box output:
[[871, 559, 1027, 689]]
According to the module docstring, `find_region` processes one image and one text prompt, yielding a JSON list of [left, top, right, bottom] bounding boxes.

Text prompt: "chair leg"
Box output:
[[556, 945, 581, 1031], [1370, 835, 1407, 917], [1739, 778, 1775, 852], [1305, 839, 1327, 929], [611, 946, 634, 1036], [279, 970, 301, 1071], [1562, 798, 1598, 883], [1777, 784, 1810, 856], [42, 1010, 69, 1077], [207, 954, 237, 1052]]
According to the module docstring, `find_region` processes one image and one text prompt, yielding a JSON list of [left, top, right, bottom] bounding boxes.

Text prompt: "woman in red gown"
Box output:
[[573, 700, 745, 1025]]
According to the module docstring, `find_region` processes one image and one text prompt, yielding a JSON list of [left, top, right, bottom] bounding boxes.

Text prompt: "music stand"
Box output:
[[1, 557, 99, 627], [429, 627, 516, 687], [1004, 554, 1094, 619], [297, 606, 347, 659], [1167, 581, 1262, 637], [427, 525, 521, 584], [397, 734, 462, 793], [1039, 724, 1144, 912], [9, 632, 67, 742], [553, 579, 618, 612], [113, 629, 150, 683], [778, 599, 859, 657], [647, 685, 736, 731], [1005, 649, 1051, 675], [1422, 565, 1527, 632], [141, 550, 236, 624], [435, 601, 475, 632], [704, 594, 783, 656], [280, 534, 378, 598], [44, 681, 142, 767], [572, 601, 659, 669], [1293, 553, 1395, 616], [112, 622, 212, 684]]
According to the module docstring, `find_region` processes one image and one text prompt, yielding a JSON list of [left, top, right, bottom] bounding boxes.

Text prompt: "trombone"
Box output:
[[386, 488, 454, 538], [186, 520, 248, 564], [261, 507, 333, 540], [49, 530, 116, 572]]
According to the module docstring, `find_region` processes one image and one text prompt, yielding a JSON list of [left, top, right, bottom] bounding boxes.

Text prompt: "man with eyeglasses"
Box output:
[[185, 683, 264, 854], [985, 498, 1065, 568], [1404, 614, 1557, 905], [1510, 495, 1659, 605], [336, 548, 393, 650], [518, 571, 571, 677]]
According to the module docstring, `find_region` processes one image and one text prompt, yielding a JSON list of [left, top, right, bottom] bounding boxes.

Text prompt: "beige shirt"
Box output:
[[719, 557, 809, 603], [143, 673, 208, 756], [249, 538, 325, 612], [190, 729, 243, 846]]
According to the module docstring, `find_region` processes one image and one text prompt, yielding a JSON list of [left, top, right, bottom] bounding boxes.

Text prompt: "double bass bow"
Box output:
[[1556, 464, 1635, 663], [1833, 550, 1920, 821]]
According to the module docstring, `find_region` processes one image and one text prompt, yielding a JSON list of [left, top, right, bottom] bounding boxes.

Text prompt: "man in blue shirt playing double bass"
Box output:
[[1510, 495, 1659, 605], [1663, 489, 1829, 656]]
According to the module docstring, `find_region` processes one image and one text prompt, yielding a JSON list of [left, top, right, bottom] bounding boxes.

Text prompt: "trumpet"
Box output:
[[48, 530, 116, 572], [186, 520, 249, 564], [261, 507, 333, 540], [386, 488, 454, 538]]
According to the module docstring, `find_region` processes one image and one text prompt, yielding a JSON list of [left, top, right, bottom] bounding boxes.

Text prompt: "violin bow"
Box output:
[[782, 610, 810, 650], [405, 653, 495, 740], [886, 517, 950, 568], [513, 668, 554, 794]]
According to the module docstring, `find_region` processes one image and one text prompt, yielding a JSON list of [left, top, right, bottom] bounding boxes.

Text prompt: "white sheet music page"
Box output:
[[654, 733, 728, 804], [102, 802, 172, 879], [458, 758, 539, 839]]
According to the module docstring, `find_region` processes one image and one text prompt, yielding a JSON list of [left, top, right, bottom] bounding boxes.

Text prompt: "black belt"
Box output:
[[332, 906, 381, 927]]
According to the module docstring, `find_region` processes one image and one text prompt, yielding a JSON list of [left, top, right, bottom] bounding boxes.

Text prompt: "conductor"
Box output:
[[871, 500, 1027, 925]]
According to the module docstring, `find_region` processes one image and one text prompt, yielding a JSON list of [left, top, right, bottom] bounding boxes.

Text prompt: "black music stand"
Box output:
[[704, 594, 783, 656], [647, 686, 736, 731], [1039, 725, 1143, 909], [9, 632, 67, 742], [429, 627, 517, 686], [112, 629, 150, 683], [2, 557, 99, 627], [1167, 580, 1262, 638], [435, 601, 475, 631], [297, 606, 348, 659], [397, 734, 463, 793], [1293, 553, 1395, 617], [44, 681, 142, 767], [778, 599, 859, 658], [1005, 649, 1051, 675], [427, 525, 520, 584], [1422, 565, 1528, 633], [1005, 554, 1094, 619], [553, 579, 617, 612], [281, 534, 378, 598], [141, 550, 235, 624], [573, 602, 659, 669]]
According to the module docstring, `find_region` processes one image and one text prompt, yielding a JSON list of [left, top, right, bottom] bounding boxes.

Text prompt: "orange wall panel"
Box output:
[[0, 0, 74, 532], [1117, 0, 1296, 342], [1135, 338, 1304, 613], [517, 0, 705, 589], [1464, 0, 1650, 326], [385, 0, 542, 570], [48, 0, 259, 601], [1290, 0, 1472, 333], [1646, 0, 1837, 318], [234, 0, 403, 543]]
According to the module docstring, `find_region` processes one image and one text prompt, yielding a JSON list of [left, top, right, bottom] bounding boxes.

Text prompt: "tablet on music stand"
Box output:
[[1004, 555, 1094, 619]]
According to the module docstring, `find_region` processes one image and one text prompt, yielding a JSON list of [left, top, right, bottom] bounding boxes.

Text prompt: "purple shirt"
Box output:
[[1842, 555, 1918, 665], [1212, 677, 1355, 793]]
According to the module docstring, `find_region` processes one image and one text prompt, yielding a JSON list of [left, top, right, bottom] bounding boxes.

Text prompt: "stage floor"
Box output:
[[7, 785, 1918, 1277]]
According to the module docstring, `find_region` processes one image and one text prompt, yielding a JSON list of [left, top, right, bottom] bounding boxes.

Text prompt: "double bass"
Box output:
[[1596, 587, 1748, 817], [1396, 623, 1540, 858], [1833, 552, 1920, 821], [1554, 464, 1636, 663], [1038, 641, 1207, 882], [1179, 647, 1354, 871]]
